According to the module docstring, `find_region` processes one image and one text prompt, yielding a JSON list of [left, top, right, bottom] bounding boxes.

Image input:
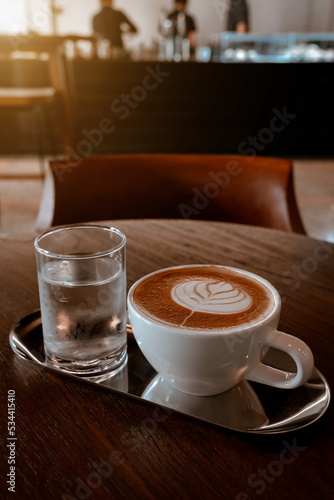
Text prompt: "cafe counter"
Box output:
[[0, 57, 333, 157]]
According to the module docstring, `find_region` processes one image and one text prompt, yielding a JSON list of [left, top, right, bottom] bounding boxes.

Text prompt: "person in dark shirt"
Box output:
[[168, 0, 197, 49], [226, 0, 249, 33], [92, 0, 137, 49]]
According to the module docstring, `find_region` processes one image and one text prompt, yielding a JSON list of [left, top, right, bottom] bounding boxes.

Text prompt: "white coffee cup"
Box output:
[[128, 265, 314, 396]]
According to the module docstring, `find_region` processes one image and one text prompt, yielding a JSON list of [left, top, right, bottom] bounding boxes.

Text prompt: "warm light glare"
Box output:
[[110, 315, 121, 330], [0, 0, 26, 34]]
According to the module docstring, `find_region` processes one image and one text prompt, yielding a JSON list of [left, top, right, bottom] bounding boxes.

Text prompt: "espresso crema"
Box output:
[[133, 266, 275, 330]]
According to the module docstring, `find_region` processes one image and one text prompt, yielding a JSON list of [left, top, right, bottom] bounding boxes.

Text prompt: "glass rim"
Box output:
[[34, 224, 126, 260]]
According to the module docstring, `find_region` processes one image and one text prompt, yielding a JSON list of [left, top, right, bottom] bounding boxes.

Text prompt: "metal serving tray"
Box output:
[[9, 311, 330, 435]]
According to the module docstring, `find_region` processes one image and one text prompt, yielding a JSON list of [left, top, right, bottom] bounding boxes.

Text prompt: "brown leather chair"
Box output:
[[36, 154, 305, 234]]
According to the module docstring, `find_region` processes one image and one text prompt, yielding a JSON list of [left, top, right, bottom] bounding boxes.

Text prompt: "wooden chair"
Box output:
[[0, 87, 58, 176], [0, 35, 84, 164], [36, 154, 306, 234]]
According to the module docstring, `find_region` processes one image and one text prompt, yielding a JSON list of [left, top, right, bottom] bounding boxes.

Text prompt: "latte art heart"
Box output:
[[171, 280, 252, 315]]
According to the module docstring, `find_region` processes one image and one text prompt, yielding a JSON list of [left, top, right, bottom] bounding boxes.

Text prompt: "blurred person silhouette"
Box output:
[[226, 0, 249, 33], [92, 0, 138, 50], [168, 0, 197, 50]]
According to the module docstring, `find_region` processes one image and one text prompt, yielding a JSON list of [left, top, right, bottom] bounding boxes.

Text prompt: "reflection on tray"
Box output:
[[87, 361, 129, 392], [142, 374, 269, 430], [9, 310, 331, 435]]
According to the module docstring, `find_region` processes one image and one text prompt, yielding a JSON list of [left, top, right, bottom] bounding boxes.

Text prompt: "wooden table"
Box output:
[[0, 220, 333, 499]]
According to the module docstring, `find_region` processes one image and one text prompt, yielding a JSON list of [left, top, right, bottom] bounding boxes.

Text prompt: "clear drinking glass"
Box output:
[[34, 224, 127, 376]]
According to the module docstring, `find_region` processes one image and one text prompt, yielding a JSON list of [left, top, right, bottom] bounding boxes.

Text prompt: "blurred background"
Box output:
[[0, 0, 333, 241], [1, 1, 334, 45]]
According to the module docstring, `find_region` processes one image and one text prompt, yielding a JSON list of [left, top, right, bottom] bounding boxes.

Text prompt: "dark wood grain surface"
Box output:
[[0, 220, 333, 500]]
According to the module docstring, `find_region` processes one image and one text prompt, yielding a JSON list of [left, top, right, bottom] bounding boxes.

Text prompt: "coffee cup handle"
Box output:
[[246, 330, 314, 389]]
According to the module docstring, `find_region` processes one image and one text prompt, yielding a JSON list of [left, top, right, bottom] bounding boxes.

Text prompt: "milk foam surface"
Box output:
[[171, 281, 252, 315], [133, 266, 275, 331]]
